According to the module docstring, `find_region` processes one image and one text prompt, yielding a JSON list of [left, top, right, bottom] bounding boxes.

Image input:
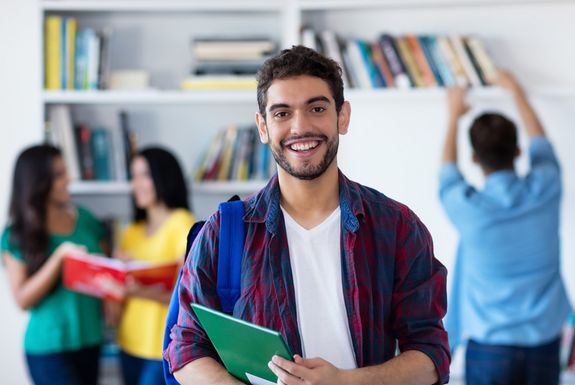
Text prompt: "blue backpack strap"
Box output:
[[163, 220, 205, 385], [217, 197, 245, 314], [163, 195, 243, 383]]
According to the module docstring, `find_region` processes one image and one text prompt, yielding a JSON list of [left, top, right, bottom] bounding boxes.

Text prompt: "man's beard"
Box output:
[[269, 132, 339, 181]]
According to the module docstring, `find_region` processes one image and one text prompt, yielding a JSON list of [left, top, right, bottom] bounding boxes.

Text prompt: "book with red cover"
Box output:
[[63, 253, 179, 301]]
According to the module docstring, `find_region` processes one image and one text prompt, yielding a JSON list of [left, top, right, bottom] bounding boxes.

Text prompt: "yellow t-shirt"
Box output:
[[117, 208, 195, 359]]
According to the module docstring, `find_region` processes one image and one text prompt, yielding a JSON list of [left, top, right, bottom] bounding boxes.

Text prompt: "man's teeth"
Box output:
[[290, 142, 318, 151]]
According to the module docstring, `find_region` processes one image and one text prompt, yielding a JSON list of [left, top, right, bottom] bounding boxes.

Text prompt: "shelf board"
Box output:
[[43, 89, 257, 105], [69, 181, 131, 195], [345, 86, 575, 102], [298, 0, 571, 11], [69, 180, 268, 195], [192, 180, 268, 195], [44, 87, 575, 106], [42, 1, 283, 12]]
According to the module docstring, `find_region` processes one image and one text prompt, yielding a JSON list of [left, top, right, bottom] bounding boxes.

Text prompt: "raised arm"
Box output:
[[494, 70, 545, 138], [442, 87, 469, 164]]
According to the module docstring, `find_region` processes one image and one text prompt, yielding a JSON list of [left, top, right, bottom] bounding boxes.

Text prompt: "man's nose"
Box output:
[[291, 111, 309, 134]]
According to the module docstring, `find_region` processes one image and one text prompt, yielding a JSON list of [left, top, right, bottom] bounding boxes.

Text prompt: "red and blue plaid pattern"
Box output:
[[164, 171, 450, 384]]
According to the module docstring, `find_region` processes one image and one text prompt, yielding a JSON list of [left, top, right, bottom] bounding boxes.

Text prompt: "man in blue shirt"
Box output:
[[439, 71, 571, 385]]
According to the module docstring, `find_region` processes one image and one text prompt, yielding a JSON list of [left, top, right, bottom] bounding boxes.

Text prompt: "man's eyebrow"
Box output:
[[306, 96, 331, 105], [268, 96, 331, 112]]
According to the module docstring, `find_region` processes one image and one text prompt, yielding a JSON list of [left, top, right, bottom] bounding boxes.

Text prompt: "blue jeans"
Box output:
[[26, 345, 100, 385], [466, 337, 560, 385], [120, 351, 165, 385]]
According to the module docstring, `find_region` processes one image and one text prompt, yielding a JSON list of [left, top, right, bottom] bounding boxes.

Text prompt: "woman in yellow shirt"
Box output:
[[116, 147, 195, 385]]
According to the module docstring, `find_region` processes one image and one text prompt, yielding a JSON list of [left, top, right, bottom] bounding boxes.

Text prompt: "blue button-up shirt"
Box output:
[[439, 136, 571, 349]]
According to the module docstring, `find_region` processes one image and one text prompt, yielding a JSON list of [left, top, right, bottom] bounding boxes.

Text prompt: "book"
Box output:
[[450, 35, 482, 87], [465, 36, 498, 84], [181, 75, 257, 90], [63, 253, 179, 302], [48, 105, 81, 180], [396, 36, 425, 87], [319, 30, 350, 88], [91, 128, 112, 180], [378, 34, 412, 89], [370, 41, 394, 88], [406, 34, 437, 87], [191, 303, 293, 384], [45, 16, 62, 90], [437, 36, 468, 87], [65, 17, 77, 90]]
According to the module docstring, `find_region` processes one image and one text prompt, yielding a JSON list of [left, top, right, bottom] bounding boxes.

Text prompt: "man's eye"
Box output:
[[275, 111, 289, 118], [311, 106, 326, 113]]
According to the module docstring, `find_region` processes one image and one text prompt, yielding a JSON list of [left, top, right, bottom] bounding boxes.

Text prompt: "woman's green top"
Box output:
[[1, 206, 104, 354]]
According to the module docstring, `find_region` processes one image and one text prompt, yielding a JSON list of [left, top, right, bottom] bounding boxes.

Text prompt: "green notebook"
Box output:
[[191, 303, 293, 385]]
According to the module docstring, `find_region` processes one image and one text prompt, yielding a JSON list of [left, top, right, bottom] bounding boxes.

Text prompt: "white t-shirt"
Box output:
[[281, 206, 357, 369]]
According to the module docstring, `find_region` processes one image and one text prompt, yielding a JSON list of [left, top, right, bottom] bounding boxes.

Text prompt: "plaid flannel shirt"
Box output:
[[164, 170, 450, 384]]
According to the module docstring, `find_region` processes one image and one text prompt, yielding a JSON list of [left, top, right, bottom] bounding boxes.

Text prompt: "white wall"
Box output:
[[0, 0, 42, 384], [1, 1, 574, 384]]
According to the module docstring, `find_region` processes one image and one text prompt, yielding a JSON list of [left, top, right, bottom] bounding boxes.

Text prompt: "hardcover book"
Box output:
[[63, 253, 179, 302]]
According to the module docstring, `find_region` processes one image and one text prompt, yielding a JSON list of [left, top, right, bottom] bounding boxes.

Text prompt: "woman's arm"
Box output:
[[4, 242, 86, 310]]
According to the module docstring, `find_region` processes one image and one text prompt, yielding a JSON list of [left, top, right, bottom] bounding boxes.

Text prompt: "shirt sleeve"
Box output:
[[438, 163, 477, 230], [163, 212, 223, 373], [1, 227, 25, 262], [526, 136, 561, 197], [392, 209, 450, 385]]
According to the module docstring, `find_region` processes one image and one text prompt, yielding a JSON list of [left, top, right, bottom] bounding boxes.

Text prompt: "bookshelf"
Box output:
[[0, 0, 566, 383]]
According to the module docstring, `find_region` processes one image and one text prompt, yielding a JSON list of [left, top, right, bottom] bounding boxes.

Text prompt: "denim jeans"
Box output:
[[466, 337, 560, 385], [120, 350, 165, 385], [26, 345, 100, 385]]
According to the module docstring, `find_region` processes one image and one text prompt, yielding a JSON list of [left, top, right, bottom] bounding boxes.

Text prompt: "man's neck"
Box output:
[[278, 163, 340, 230]]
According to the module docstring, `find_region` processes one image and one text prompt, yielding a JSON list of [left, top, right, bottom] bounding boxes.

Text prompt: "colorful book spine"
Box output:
[[396, 36, 425, 88], [465, 36, 498, 85], [370, 42, 395, 88], [45, 16, 62, 90], [418, 35, 445, 87], [426, 36, 456, 87], [65, 18, 77, 90], [450, 35, 482, 87], [406, 34, 437, 87], [378, 34, 412, 89], [437, 36, 469, 87]]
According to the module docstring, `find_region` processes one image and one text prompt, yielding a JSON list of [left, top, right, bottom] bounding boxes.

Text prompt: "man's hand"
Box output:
[[493, 69, 523, 95], [446, 87, 469, 119], [268, 354, 349, 385]]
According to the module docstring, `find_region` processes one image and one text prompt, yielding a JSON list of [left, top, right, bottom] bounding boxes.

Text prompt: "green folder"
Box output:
[[191, 303, 293, 384]]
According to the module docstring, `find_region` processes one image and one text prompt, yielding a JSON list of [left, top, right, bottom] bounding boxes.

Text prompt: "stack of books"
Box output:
[[46, 106, 136, 181], [44, 15, 111, 90], [300, 28, 498, 90], [194, 125, 275, 182], [182, 36, 277, 90]]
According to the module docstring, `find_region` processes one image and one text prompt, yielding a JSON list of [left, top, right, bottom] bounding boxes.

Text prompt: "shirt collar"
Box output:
[[244, 170, 364, 234]]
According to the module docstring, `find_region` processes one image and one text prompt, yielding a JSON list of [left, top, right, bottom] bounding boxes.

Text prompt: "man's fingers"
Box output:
[[268, 361, 303, 385]]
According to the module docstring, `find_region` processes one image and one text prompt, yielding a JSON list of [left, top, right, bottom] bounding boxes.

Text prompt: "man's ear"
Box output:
[[472, 152, 479, 164], [255, 112, 269, 144], [337, 101, 351, 135]]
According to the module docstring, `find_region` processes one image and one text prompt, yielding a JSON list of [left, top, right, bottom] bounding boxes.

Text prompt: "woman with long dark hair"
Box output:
[[115, 147, 195, 385], [1, 144, 105, 385]]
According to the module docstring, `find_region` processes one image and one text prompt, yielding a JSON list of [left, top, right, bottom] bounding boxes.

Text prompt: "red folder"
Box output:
[[63, 253, 179, 301]]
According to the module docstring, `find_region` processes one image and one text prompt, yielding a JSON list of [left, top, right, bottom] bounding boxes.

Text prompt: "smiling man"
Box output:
[[164, 45, 450, 385]]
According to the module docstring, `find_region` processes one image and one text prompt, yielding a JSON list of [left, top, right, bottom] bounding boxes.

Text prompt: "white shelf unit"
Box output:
[[26, 0, 575, 381]]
